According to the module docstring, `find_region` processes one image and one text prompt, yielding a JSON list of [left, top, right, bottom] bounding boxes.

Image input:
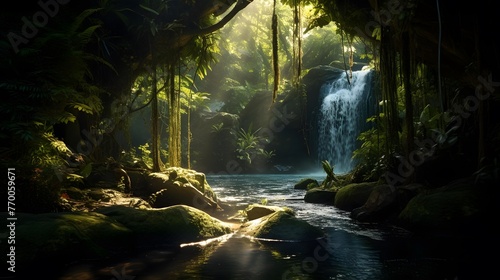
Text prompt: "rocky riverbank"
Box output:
[[0, 167, 325, 278]]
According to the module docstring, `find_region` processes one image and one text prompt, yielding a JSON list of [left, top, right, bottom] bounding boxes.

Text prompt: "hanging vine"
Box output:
[[272, 0, 280, 103], [292, 0, 302, 86]]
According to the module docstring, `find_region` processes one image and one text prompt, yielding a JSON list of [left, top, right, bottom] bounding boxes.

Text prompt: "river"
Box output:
[[55, 174, 484, 280]]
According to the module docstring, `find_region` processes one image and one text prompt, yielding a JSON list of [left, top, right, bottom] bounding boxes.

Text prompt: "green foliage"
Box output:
[[0, 5, 106, 183], [138, 143, 153, 168], [196, 0, 295, 108], [235, 125, 273, 165], [236, 126, 263, 164], [211, 123, 224, 133], [218, 80, 261, 114], [2, 132, 73, 213], [352, 118, 388, 181]]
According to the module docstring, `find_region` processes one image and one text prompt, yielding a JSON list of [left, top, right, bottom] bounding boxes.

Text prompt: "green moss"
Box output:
[[97, 205, 231, 243], [294, 178, 319, 189], [241, 212, 324, 241], [151, 167, 217, 201], [334, 182, 377, 211], [4, 212, 132, 268], [398, 183, 480, 230], [0, 204, 233, 270]]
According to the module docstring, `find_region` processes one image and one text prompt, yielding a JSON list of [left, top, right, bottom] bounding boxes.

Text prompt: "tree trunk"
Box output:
[[151, 63, 162, 172], [168, 62, 181, 167]]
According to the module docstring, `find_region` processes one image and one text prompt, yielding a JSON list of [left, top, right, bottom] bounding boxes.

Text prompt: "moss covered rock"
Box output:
[[0, 211, 133, 271], [304, 188, 336, 204], [239, 211, 324, 241], [0, 204, 233, 273], [294, 178, 319, 190], [147, 167, 217, 202], [397, 178, 481, 231], [245, 204, 294, 220], [350, 183, 423, 223], [96, 205, 232, 246], [334, 182, 377, 211]]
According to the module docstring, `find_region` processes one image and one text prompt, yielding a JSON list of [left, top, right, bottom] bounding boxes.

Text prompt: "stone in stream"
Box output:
[[238, 211, 324, 241], [293, 178, 319, 190], [304, 187, 336, 205], [244, 204, 294, 220]]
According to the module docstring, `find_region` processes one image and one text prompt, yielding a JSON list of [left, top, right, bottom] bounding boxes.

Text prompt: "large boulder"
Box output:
[[149, 181, 220, 212], [147, 168, 216, 200], [1, 205, 234, 276], [350, 184, 423, 223], [304, 188, 336, 204], [294, 178, 319, 190], [238, 211, 324, 241], [96, 205, 232, 247], [0, 211, 133, 273], [145, 168, 220, 212], [334, 182, 377, 211], [397, 178, 481, 231]]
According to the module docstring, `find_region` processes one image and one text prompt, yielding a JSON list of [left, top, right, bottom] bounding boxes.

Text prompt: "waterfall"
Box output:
[[318, 69, 374, 174]]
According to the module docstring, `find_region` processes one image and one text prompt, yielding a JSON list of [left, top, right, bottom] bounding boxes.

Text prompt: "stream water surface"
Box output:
[[55, 174, 485, 280]]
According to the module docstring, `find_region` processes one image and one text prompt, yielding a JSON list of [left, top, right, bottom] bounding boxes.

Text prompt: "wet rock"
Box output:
[[245, 204, 293, 220], [1, 205, 234, 273], [238, 211, 324, 241], [96, 205, 232, 247], [397, 178, 481, 231], [304, 188, 336, 204], [334, 181, 377, 211], [350, 184, 393, 221], [294, 178, 319, 190]]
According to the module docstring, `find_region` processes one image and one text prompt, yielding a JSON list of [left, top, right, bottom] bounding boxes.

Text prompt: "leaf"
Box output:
[[80, 163, 93, 178], [66, 173, 84, 182], [371, 26, 382, 40], [71, 8, 103, 33], [77, 25, 100, 44], [419, 104, 431, 124], [70, 102, 94, 114], [139, 4, 160, 16], [58, 112, 77, 124], [304, 14, 331, 33]]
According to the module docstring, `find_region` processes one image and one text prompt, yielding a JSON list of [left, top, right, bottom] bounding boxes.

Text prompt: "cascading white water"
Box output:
[[318, 69, 373, 174]]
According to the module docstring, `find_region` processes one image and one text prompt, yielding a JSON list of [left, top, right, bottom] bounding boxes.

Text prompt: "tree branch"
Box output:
[[158, 0, 254, 49], [194, 0, 254, 36]]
